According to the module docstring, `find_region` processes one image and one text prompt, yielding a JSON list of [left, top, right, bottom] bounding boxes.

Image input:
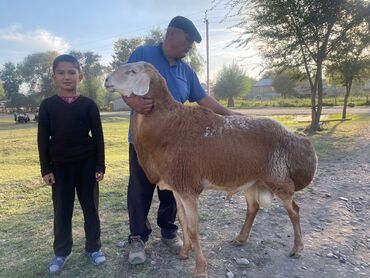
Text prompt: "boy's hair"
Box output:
[[52, 54, 81, 73]]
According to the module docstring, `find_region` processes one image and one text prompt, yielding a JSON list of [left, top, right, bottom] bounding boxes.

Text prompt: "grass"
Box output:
[[0, 111, 369, 277]]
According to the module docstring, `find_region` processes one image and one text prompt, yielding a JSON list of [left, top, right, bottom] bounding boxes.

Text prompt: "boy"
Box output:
[[37, 54, 106, 274]]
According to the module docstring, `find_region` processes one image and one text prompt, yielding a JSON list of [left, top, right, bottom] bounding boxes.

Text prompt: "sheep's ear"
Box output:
[[132, 72, 150, 96]]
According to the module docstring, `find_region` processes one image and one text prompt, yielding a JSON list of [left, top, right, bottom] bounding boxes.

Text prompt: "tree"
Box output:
[[19, 51, 58, 100], [226, 0, 370, 132], [143, 27, 164, 45], [326, 20, 370, 119], [0, 83, 4, 100], [273, 73, 296, 98], [213, 63, 247, 107], [185, 45, 204, 75], [10, 93, 36, 110], [111, 38, 143, 68], [0, 62, 22, 100]]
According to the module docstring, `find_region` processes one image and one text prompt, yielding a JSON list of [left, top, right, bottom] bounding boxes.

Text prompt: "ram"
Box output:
[[105, 62, 317, 277]]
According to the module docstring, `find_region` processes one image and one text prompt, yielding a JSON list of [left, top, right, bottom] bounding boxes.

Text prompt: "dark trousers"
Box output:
[[52, 158, 101, 256], [128, 144, 178, 241]]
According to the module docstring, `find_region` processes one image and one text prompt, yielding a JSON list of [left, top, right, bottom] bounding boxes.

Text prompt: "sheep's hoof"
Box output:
[[194, 271, 208, 277], [231, 238, 246, 246], [178, 253, 189, 260], [194, 263, 208, 277], [288, 247, 303, 258]]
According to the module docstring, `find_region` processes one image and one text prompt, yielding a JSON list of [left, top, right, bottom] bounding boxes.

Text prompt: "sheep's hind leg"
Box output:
[[173, 191, 192, 259], [232, 185, 260, 245], [280, 196, 304, 257]]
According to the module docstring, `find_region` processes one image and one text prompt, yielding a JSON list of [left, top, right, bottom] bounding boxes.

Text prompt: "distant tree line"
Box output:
[[0, 28, 209, 111]]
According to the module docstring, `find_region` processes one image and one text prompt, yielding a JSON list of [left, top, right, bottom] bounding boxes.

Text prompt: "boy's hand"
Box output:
[[42, 173, 55, 185], [96, 172, 104, 182]]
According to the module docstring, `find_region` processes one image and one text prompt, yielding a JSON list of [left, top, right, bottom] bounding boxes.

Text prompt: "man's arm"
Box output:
[[197, 95, 242, 116], [122, 95, 153, 114]]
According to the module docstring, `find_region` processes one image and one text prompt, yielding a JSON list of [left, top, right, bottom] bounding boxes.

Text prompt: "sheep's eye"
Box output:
[[125, 69, 136, 75]]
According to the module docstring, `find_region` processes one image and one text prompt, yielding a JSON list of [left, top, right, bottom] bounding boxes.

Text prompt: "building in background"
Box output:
[[111, 98, 130, 111], [249, 79, 280, 100]]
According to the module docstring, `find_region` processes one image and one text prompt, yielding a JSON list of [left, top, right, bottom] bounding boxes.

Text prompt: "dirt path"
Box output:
[[117, 123, 370, 278]]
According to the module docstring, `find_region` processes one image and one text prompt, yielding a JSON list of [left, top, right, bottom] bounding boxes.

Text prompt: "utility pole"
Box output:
[[204, 10, 210, 95]]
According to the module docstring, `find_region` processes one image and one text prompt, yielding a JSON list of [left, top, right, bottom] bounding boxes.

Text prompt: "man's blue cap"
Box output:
[[168, 16, 202, 43]]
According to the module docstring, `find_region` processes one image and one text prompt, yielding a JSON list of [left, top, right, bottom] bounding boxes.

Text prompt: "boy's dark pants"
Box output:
[[52, 158, 101, 256], [127, 144, 178, 241]]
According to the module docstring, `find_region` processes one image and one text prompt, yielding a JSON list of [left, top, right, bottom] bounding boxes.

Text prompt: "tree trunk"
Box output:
[[308, 63, 323, 133], [227, 97, 234, 108], [342, 81, 352, 120], [316, 64, 323, 126], [309, 89, 318, 133]]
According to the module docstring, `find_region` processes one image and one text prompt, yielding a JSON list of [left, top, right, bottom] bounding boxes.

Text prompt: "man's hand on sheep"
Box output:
[[122, 95, 154, 114], [227, 110, 244, 116], [197, 95, 244, 116]]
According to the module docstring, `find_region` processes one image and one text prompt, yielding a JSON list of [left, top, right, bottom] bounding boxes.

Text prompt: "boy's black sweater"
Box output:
[[37, 95, 105, 176]]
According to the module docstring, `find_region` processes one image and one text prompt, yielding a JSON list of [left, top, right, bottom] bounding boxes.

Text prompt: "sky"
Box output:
[[0, 0, 262, 81]]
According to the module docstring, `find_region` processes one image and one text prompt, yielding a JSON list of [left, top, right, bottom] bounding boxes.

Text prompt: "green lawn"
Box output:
[[0, 112, 369, 277]]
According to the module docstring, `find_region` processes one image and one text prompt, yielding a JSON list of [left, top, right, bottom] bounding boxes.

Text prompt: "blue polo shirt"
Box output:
[[127, 43, 207, 142]]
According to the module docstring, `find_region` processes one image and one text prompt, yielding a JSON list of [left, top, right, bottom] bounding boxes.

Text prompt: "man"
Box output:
[[123, 16, 239, 264]]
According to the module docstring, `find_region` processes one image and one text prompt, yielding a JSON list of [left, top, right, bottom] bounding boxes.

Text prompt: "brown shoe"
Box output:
[[128, 236, 146, 265], [161, 235, 183, 255]]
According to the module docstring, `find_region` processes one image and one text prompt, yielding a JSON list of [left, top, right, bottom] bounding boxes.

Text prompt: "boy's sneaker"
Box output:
[[128, 236, 146, 265], [161, 235, 183, 255], [86, 250, 106, 266], [47, 252, 72, 275]]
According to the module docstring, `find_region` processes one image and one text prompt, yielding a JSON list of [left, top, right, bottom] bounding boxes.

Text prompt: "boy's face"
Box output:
[[53, 62, 83, 91]]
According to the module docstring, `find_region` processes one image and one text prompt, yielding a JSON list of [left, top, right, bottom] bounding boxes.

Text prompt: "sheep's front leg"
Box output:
[[173, 191, 192, 259], [182, 196, 207, 277], [232, 185, 260, 245]]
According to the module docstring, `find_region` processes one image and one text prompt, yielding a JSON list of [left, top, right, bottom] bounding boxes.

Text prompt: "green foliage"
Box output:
[[0, 62, 22, 100], [111, 38, 143, 68], [213, 63, 248, 106], [19, 51, 59, 98], [325, 22, 370, 118], [273, 74, 296, 98], [0, 82, 4, 100], [184, 44, 205, 74], [10, 93, 38, 109], [326, 31, 370, 89], [79, 77, 107, 108], [143, 27, 165, 45], [70, 51, 105, 77]]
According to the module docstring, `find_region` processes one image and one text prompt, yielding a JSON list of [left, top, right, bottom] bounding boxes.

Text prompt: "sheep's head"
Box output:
[[104, 62, 154, 96]]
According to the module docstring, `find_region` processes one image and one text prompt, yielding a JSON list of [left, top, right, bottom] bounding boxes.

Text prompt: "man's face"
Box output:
[[169, 28, 194, 59]]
